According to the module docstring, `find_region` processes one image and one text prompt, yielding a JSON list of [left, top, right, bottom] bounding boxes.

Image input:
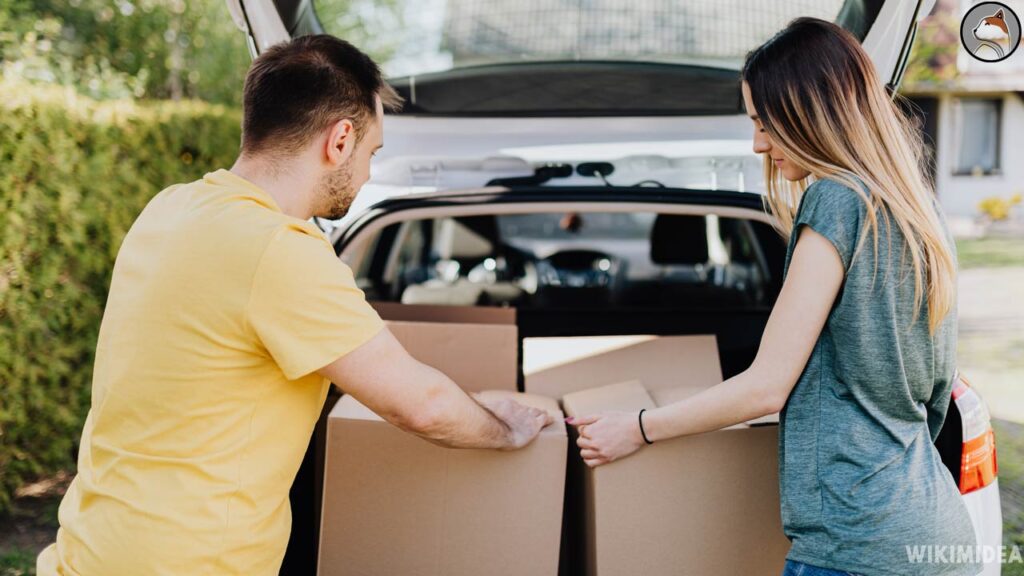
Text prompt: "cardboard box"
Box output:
[[523, 334, 722, 399], [561, 381, 789, 576], [318, 391, 567, 576], [371, 302, 519, 393], [371, 301, 515, 325], [385, 320, 518, 393]]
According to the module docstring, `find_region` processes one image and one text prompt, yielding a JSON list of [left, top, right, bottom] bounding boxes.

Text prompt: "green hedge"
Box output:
[[0, 79, 241, 512]]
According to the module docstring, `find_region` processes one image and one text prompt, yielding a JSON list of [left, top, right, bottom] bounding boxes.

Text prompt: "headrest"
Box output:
[[435, 219, 493, 259], [650, 214, 709, 265]]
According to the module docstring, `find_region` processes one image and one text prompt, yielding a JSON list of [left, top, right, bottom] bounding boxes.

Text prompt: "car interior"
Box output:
[[352, 210, 782, 312], [339, 205, 789, 382]]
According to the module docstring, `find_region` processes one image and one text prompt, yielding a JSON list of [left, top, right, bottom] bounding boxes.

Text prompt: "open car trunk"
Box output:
[[277, 188, 785, 575], [272, 184, 983, 573], [268, 182, 989, 575]]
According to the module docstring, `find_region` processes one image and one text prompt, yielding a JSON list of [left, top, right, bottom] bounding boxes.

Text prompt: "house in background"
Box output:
[[900, 0, 1024, 222]]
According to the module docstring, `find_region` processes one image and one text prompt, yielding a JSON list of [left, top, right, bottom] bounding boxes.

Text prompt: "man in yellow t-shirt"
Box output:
[[37, 35, 551, 576]]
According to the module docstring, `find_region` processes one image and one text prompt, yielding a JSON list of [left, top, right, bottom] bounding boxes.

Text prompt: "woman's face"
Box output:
[[741, 81, 811, 182]]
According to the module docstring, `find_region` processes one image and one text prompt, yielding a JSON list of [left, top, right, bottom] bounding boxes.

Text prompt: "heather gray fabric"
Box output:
[[778, 176, 980, 576]]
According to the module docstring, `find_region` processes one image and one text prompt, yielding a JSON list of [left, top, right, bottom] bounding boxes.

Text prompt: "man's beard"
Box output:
[[314, 163, 357, 220]]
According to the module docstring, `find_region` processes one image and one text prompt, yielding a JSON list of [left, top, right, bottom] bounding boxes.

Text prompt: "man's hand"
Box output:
[[568, 411, 646, 467], [473, 393, 554, 450]]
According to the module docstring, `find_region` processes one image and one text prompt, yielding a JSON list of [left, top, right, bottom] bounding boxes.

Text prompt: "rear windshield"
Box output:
[[350, 210, 783, 311], [314, 0, 878, 78]]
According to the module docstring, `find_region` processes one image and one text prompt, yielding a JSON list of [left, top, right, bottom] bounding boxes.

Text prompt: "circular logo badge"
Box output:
[[960, 2, 1021, 62]]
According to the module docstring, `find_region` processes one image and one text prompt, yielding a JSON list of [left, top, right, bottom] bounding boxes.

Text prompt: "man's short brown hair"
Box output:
[[240, 34, 403, 157]]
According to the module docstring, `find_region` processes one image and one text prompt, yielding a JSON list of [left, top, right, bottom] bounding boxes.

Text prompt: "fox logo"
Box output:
[[972, 8, 1011, 59]]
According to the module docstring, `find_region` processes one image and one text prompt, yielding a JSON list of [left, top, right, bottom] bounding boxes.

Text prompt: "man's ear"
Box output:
[[324, 118, 356, 167]]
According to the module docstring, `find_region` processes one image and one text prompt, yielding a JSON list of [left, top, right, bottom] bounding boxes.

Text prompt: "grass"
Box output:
[[0, 545, 37, 576], [1005, 557, 1024, 576], [957, 237, 1024, 269], [996, 419, 1024, 541], [0, 549, 36, 576], [993, 421, 1023, 576]]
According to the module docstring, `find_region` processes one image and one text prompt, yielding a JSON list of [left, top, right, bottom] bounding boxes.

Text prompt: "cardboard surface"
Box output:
[[384, 320, 518, 393], [523, 335, 722, 399], [371, 301, 515, 324], [318, 392, 567, 576], [561, 381, 789, 576]]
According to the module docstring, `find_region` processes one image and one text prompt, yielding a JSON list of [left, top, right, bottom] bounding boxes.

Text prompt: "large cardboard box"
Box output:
[[561, 381, 789, 576], [318, 391, 567, 576], [372, 302, 519, 393], [523, 334, 722, 399]]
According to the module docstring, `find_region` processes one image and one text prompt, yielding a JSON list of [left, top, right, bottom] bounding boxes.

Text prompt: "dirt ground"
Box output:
[[0, 473, 67, 575]]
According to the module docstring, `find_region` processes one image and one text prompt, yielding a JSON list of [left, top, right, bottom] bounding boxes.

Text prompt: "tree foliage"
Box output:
[[1, 0, 251, 105]]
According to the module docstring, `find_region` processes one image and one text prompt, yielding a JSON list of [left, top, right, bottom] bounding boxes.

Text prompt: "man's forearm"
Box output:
[[402, 363, 513, 449], [318, 328, 518, 450]]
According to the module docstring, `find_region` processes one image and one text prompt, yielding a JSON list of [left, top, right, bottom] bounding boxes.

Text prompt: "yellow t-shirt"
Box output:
[[36, 169, 384, 576]]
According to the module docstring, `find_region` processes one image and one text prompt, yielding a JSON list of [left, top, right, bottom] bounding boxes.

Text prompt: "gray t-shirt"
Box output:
[[779, 176, 980, 576]]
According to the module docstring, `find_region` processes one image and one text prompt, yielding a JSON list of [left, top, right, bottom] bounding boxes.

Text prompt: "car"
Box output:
[[224, 1, 1002, 574]]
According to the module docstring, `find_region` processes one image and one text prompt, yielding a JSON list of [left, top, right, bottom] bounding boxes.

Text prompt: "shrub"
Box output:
[[978, 194, 1023, 222], [0, 79, 241, 512]]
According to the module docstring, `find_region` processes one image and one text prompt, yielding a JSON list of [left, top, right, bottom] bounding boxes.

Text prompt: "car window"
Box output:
[[499, 212, 654, 241], [351, 210, 781, 310], [314, 0, 875, 78]]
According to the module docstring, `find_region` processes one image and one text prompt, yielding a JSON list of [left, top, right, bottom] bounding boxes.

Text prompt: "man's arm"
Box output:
[[317, 327, 552, 450]]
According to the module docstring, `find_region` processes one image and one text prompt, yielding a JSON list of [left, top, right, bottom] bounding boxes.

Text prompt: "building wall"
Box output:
[[934, 92, 1024, 217]]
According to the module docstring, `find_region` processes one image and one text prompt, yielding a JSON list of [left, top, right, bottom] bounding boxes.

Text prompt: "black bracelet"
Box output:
[[639, 409, 654, 445]]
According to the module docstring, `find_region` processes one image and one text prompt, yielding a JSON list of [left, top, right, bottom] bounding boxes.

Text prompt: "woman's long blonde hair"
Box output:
[[741, 17, 956, 334]]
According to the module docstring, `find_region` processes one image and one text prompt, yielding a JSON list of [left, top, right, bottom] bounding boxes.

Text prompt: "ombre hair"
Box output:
[[741, 17, 956, 334]]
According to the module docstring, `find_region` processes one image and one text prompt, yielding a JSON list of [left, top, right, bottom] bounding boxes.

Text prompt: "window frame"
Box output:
[[951, 95, 1003, 177]]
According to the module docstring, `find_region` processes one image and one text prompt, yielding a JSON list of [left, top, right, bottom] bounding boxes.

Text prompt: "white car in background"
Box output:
[[225, 1, 1002, 574]]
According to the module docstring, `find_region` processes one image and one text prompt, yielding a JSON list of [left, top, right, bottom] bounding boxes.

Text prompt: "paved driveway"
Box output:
[[958, 267, 1024, 424]]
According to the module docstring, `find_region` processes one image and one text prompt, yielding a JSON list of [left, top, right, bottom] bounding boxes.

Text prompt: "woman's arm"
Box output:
[[571, 226, 845, 467]]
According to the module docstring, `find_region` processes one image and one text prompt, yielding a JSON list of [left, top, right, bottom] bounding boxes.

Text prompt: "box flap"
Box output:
[[523, 335, 654, 374], [386, 320, 518, 393], [372, 301, 515, 324], [561, 380, 654, 419], [524, 335, 721, 399]]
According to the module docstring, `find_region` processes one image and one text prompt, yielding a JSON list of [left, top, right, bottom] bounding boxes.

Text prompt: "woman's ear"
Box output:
[[324, 118, 356, 167]]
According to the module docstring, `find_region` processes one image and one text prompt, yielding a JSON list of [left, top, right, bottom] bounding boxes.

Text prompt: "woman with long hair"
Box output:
[[567, 18, 980, 576]]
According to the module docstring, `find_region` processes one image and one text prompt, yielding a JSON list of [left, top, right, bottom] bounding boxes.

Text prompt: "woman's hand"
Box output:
[[567, 411, 647, 467]]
